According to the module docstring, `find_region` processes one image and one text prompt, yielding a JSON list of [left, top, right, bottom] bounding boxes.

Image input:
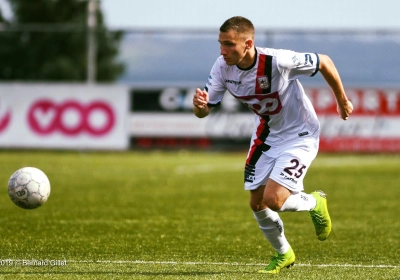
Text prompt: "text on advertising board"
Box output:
[[28, 99, 115, 136]]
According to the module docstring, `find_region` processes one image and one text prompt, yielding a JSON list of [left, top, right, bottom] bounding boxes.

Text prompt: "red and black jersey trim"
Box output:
[[255, 54, 273, 95], [245, 53, 273, 183], [244, 53, 273, 183], [244, 116, 271, 183]]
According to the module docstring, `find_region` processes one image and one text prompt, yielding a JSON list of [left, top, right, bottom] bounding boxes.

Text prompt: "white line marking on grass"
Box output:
[[67, 260, 399, 269]]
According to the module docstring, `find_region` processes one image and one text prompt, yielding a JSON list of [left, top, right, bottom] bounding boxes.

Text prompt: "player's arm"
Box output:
[[318, 54, 353, 120], [193, 88, 212, 118]]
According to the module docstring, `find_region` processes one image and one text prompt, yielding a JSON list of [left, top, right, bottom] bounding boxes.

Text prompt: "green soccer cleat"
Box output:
[[309, 190, 332, 241], [258, 247, 295, 274]]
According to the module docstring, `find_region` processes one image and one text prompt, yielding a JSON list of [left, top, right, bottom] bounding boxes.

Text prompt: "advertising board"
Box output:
[[129, 87, 400, 152], [0, 84, 129, 150]]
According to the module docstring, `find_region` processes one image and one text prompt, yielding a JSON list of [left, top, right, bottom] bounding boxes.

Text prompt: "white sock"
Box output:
[[253, 208, 290, 254], [279, 192, 316, 212]]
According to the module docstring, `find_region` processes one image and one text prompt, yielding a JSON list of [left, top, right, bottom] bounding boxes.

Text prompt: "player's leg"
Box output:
[[247, 153, 292, 255], [251, 181, 295, 274], [264, 179, 316, 212], [268, 141, 331, 241], [277, 189, 331, 241], [244, 126, 295, 274], [250, 185, 290, 255]]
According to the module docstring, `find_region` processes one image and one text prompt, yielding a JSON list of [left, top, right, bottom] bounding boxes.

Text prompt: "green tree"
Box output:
[[0, 0, 124, 82]]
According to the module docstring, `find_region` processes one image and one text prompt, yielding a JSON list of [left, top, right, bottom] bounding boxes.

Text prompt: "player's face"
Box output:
[[218, 30, 248, 66]]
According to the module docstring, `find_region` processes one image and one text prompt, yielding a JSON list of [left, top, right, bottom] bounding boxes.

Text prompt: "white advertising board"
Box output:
[[129, 112, 254, 138], [0, 84, 129, 150]]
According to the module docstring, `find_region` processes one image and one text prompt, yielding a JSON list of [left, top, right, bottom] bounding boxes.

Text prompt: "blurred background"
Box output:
[[0, 0, 399, 152]]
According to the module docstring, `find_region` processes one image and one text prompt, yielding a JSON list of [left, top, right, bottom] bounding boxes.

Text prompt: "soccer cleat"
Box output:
[[258, 247, 295, 274], [309, 190, 332, 241]]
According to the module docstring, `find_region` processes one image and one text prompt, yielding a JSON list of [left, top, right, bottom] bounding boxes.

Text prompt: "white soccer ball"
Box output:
[[8, 167, 51, 209]]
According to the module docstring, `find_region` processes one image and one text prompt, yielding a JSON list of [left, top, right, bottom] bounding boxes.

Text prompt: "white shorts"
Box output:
[[244, 139, 319, 192]]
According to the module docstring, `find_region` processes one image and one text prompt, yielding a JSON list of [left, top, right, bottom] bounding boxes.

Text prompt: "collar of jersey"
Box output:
[[237, 47, 258, 71]]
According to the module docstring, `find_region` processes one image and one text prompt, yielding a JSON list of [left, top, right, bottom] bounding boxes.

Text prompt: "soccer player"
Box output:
[[192, 16, 353, 274]]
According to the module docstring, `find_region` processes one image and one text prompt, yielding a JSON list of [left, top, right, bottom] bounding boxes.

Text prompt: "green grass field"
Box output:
[[0, 150, 399, 279]]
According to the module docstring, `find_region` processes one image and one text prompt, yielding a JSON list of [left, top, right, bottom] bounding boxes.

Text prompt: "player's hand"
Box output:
[[193, 88, 209, 109], [337, 99, 353, 120]]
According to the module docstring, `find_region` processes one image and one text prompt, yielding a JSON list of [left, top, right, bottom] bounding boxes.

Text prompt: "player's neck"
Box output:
[[237, 47, 256, 70]]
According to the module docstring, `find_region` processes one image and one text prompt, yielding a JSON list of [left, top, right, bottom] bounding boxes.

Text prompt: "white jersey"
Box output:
[[205, 47, 321, 148]]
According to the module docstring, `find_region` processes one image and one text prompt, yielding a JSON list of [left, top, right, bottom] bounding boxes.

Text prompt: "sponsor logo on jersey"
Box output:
[[225, 79, 242, 85], [298, 131, 309, 137], [257, 76, 270, 89], [292, 55, 301, 66], [237, 92, 282, 116]]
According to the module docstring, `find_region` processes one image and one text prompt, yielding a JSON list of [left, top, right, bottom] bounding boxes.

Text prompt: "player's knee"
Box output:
[[249, 200, 267, 212], [249, 186, 267, 212], [263, 182, 291, 211], [263, 195, 283, 212]]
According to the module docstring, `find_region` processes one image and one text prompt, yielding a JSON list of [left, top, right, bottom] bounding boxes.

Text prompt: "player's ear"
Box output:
[[245, 38, 253, 50]]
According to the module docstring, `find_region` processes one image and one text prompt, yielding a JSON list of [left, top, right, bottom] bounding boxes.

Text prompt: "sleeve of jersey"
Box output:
[[204, 59, 226, 107], [277, 50, 320, 81]]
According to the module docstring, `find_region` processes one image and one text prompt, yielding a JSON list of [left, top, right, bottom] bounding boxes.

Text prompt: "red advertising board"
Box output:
[[305, 87, 400, 152]]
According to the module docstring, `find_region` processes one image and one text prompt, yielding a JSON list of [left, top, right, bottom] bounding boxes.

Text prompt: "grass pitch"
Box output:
[[0, 150, 399, 279]]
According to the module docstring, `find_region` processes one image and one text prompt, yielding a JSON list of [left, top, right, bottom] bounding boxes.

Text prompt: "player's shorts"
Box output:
[[244, 139, 319, 193]]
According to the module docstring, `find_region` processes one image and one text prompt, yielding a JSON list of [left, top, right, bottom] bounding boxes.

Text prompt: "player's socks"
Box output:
[[278, 192, 317, 212], [253, 208, 290, 254]]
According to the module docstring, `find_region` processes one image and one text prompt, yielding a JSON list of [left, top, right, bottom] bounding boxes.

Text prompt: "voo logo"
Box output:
[[28, 99, 115, 136]]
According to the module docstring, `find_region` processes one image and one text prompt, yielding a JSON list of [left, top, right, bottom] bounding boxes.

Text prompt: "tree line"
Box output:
[[0, 0, 124, 82]]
